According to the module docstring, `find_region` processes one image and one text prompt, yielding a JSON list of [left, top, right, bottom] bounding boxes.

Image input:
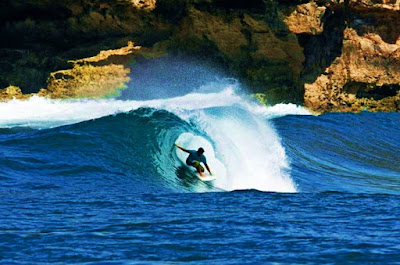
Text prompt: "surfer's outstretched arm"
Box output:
[[174, 144, 189, 153], [205, 163, 212, 175]]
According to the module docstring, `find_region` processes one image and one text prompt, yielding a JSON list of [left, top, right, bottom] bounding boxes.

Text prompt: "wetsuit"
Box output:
[[186, 150, 207, 168]]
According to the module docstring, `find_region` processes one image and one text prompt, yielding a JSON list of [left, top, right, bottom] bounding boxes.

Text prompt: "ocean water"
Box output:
[[1, 77, 400, 263]]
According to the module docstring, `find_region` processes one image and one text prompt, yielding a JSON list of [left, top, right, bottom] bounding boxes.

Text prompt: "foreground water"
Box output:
[[2, 190, 399, 264], [1, 87, 400, 263]]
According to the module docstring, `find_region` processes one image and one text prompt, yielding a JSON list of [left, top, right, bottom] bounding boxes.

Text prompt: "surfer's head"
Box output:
[[197, 147, 204, 155]]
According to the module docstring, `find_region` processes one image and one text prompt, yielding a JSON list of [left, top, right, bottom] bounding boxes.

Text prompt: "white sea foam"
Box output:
[[0, 87, 309, 129], [175, 105, 297, 193], [245, 102, 311, 118], [0, 87, 305, 192]]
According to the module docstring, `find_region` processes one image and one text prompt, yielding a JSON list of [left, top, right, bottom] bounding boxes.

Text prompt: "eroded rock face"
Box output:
[[304, 28, 400, 112], [0, 86, 30, 101], [40, 42, 154, 98], [42, 64, 130, 98], [283, 2, 326, 35], [175, 8, 249, 59], [298, 1, 400, 112], [0, 0, 170, 99], [173, 8, 305, 103], [1, 0, 400, 112], [0, 0, 307, 103]]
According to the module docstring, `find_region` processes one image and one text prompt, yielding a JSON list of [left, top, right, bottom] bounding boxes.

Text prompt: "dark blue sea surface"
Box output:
[[1, 91, 400, 263], [274, 112, 400, 194], [1, 190, 399, 264]]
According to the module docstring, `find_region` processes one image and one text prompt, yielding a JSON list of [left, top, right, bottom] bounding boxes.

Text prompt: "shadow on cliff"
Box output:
[[297, 8, 346, 85], [0, 0, 167, 94], [156, 0, 309, 104], [0, 0, 349, 105]]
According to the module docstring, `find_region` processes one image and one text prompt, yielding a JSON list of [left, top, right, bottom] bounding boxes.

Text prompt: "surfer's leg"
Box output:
[[193, 161, 205, 176], [198, 164, 205, 172]]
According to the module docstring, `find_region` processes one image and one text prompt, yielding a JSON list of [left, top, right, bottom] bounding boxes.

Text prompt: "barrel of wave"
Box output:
[[175, 131, 296, 193], [175, 133, 227, 187]]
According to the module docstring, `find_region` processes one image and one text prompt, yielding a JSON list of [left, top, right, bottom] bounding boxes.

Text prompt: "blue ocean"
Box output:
[[1, 58, 400, 264]]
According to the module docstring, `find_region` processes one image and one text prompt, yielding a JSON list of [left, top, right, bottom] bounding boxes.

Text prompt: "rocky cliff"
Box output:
[[1, 0, 400, 113], [303, 0, 400, 112]]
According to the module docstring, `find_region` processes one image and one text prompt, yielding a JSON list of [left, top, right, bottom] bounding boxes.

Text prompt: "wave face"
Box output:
[[2, 86, 399, 195], [2, 53, 399, 195], [274, 112, 400, 194], [1, 58, 399, 264], [0, 86, 298, 193]]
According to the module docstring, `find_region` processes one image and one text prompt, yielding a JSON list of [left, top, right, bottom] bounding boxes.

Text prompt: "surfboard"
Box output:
[[197, 173, 216, 181], [190, 161, 215, 181]]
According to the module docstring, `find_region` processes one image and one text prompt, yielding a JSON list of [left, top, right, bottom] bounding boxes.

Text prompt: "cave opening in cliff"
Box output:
[[352, 12, 400, 45], [213, 0, 266, 10], [297, 9, 346, 84], [343, 82, 400, 100], [0, 1, 71, 28]]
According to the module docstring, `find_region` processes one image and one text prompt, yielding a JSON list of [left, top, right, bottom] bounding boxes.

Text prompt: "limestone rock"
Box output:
[[284, 2, 326, 35], [174, 8, 305, 103], [0, 86, 30, 101], [5, 86, 22, 97], [347, 0, 400, 11], [2, 0, 400, 112], [42, 42, 141, 98], [71, 41, 141, 66], [130, 0, 156, 10], [175, 8, 248, 59], [304, 28, 400, 112], [44, 64, 130, 98]]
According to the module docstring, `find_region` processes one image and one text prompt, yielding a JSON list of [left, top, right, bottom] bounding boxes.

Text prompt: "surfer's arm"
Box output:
[[205, 163, 212, 175], [174, 144, 189, 153]]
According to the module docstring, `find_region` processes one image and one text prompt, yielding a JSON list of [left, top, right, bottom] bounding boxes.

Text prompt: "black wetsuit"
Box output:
[[186, 150, 207, 166]]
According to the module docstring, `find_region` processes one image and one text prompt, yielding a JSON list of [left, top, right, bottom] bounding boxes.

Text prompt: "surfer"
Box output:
[[175, 144, 212, 177]]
